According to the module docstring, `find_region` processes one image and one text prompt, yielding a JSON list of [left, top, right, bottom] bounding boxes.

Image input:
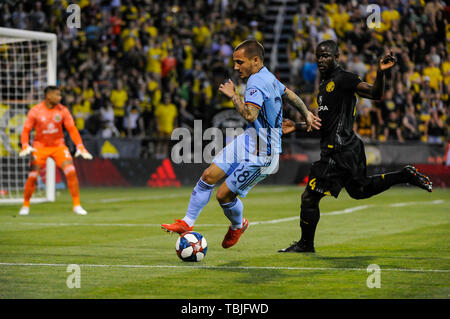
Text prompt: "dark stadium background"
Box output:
[[1, 0, 448, 188]]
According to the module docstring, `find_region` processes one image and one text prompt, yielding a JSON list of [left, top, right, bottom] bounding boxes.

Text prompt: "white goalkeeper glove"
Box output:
[[19, 145, 36, 157], [75, 147, 93, 160]]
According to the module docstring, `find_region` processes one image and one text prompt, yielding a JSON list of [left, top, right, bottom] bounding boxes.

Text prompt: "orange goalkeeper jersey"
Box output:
[[21, 101, 83, 148]]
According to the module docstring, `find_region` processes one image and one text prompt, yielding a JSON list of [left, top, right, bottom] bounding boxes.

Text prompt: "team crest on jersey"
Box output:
[[54, 114, 61, 122], [326, 81, 335, 92], [249, 89, 258, 96]]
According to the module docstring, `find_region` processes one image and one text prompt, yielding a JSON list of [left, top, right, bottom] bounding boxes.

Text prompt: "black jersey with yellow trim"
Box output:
[[316, 66, 362, 153]]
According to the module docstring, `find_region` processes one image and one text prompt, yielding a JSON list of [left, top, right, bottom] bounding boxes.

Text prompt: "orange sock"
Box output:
[[63, 164, 81, 207], [23, 171, 39, 207]]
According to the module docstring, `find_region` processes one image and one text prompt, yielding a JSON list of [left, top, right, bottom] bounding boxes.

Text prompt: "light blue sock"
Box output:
[[183, 179, 215, 227], [220, 198, 244, 230]]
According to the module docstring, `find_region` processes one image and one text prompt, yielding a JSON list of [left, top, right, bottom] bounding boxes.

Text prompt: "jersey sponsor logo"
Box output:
[[317, 95, 328, 111], [249, 89, 258, 96], [318, 105, 329, 112], [42, 122, 59, 134], [326, 81, 335, 92]]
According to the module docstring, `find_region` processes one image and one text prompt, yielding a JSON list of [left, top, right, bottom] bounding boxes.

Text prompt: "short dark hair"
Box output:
[[317, 40, 339, 55], [235, 40, 265, 61], [44, 85, 60, 96]]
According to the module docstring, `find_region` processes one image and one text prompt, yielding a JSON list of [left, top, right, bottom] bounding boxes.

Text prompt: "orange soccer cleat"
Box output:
[[222, 218, 249, 249], [161, 219, 193, 234]]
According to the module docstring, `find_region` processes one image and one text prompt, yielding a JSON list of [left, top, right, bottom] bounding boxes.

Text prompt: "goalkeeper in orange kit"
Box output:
[[18, 86, 93, 216]]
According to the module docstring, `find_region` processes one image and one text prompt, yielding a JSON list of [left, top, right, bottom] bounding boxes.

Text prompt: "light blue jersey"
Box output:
[[244, 66, 285, 155], [212, 66, 285, 197]]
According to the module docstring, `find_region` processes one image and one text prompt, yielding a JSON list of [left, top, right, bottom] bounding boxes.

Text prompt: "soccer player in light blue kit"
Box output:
[[162, 40, 321, 248]]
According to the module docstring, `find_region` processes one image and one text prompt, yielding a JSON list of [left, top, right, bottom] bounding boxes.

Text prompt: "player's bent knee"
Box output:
[[201, 166, 222, 185], [28, 170, 39, 180], [62, 164, 76, 177], [301, 189, 322, 209], [201, 169, 212, 184]]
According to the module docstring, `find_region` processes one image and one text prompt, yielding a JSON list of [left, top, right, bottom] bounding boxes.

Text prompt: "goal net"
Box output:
[[0, 27, 56, 204]]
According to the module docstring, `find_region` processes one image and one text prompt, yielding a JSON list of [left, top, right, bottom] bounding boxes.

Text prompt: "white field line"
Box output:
[[0, 262, 448, 273], [2, 200, 446, 228], [90, 187, 298, 204]]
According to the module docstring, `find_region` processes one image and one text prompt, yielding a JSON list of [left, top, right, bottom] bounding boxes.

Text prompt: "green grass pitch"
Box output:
[[0, 185, 449, 299]]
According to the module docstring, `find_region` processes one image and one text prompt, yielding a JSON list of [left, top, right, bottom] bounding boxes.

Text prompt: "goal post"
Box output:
[[0, 27, 57, 204]]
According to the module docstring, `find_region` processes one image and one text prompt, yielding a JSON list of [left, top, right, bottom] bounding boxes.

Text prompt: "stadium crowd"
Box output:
[[286, 0, 449, 145], [1, 0, 449, 158]]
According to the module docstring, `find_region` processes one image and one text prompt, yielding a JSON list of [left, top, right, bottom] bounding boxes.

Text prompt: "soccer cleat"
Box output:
[[278, 240, 315, 253], [222, 218, 249, 249], [73, 205, 88, 215], [161, 219, 193, 234], [403, 165, 432, 192], [19, 206, 29, 216]]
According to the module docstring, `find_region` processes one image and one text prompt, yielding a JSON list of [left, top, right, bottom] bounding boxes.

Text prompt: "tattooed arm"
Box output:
[[219, 79, 259, 122], [283, 88, 309, 119], [230, 93, 259, 122], [283, 88, 321, 132]]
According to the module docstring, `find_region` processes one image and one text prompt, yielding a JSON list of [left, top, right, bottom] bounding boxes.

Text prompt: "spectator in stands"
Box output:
[[384, 111, 404, 143], [377, 88, 396, 123], [393, 82, 407, 115], [354, 101, 376, 142], [12, 3, 27, 29], [347, 54, 367, 80], [425, 109, 445, 144], [424, 0, 444, 24], [402, 105, 420, 141], [123, 101, 145, 138], [98, 102, 119, 139], [301, 52, 318, 93], [72, 96, 92, 136], [110, 79, 128, 135], [248, 20, 263, 42], [419, 76, 435, 117], [29, 2, 47, 31], [381, 2, 401, 30], [154, 95, 178, 159], [218, 37, 234, 66], [423, 58, 443, 94]]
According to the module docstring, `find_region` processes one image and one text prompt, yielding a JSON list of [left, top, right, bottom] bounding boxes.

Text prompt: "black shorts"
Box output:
[[306, 138, 369, 198]]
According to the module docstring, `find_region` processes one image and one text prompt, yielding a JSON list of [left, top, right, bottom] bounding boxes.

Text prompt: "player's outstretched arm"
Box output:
[[356, 51, 396, 100], [283, 88, 321, 132], [219, 79, 259, 122], [19, 112, 36, 156]]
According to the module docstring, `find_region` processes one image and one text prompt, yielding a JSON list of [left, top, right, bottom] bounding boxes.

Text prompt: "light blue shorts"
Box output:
[[212, 134, 279, 197]]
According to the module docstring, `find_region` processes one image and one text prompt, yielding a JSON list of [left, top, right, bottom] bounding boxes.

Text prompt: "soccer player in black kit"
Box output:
[[279, 40, 433, 253]]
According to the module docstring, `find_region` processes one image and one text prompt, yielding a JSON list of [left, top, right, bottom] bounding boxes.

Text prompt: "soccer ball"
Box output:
[[176, 231, 207, 262]]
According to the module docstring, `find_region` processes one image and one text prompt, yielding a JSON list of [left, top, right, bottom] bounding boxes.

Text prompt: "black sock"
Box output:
[[364, 170, 408, 196], [299, 207, 320, 247]]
